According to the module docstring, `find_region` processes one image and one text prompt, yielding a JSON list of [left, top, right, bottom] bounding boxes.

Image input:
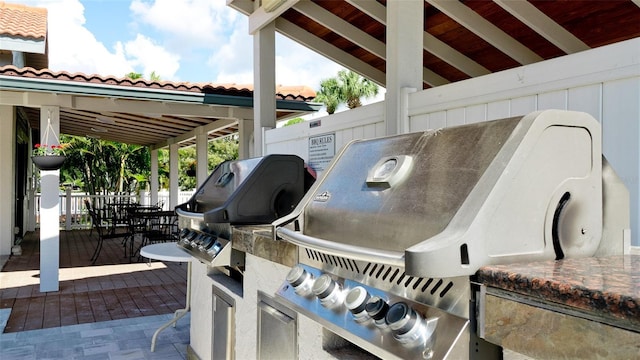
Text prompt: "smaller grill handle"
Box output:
[[175, 207, 205, 221], [277, 227, 405, 267]]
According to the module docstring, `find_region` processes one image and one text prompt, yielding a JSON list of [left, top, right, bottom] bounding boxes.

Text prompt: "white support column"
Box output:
[[385, 0, 424, 135], [150, 148, 159, 207], [39, 106, 60, 292], [0, 105, 15, 257], [65, 187, 72, 230], [238, 118, 253, 160], [196, 132, 208, 187], [253, 21, 277, 156], [169, 143, 179, 209]]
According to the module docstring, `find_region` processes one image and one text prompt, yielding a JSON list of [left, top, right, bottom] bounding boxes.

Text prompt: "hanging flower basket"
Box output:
[[31, 155, 66, 170], [186, 169, 196, 177], [32, 111, 68, 171]]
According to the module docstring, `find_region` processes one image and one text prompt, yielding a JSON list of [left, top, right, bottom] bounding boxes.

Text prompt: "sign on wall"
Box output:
[[308, 133, 335, 173]]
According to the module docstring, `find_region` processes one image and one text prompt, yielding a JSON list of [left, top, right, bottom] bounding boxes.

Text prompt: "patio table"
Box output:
[[140, 242, 193, 352]]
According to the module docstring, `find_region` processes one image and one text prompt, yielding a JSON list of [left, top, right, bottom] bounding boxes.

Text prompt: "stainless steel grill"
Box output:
[[175, 154, 313, 266], [272, 110, 629, 359]]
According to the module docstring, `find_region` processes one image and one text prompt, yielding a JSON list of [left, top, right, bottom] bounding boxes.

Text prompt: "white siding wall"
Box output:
[[265, 102, 386, 177], [264, 38, 640, 246]]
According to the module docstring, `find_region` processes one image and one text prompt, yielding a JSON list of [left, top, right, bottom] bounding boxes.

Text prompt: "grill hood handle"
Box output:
[[277, 227, 405, 267]]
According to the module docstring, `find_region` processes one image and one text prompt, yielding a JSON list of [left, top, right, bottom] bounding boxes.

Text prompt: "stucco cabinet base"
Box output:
[[188, 251, 356, 359]]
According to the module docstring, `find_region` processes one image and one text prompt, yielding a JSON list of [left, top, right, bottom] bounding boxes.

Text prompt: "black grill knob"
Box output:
[[385, 302, 432, 345], [365, 296, 389, 328]]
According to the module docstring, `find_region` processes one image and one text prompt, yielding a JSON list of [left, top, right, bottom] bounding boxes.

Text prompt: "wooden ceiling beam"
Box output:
[[347, 0, 489, 78], [293, 1, 386, 59], [426, 0, 543, 65], [493, 0, 589, 54], [275, 18, 386, 86]]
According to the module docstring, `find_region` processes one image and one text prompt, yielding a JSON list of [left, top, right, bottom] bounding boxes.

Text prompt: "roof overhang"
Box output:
[[1, 74, 322, 148]]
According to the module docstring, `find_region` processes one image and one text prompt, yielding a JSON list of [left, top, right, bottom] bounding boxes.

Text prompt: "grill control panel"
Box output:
[[177, 228, 228, 265], [277, 264, 469, 360]]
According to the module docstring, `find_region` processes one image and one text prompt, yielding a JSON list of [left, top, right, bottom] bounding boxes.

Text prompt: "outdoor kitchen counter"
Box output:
[[476, 255, 640, 358], [231, 225, 297, 267]]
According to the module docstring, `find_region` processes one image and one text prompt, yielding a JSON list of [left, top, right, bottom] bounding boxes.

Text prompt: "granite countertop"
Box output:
[[231, 225, 298, 267], [476, 255, 640, 330]]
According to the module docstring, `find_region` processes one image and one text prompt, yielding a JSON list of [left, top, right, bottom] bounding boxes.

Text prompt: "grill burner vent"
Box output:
[[304, 249, 455, 300]]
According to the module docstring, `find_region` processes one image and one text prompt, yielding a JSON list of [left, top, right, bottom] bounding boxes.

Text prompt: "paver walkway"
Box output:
[[0, 229, 189, 359]]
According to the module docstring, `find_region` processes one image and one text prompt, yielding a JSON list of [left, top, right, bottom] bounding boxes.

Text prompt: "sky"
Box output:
[[15, 0, 346, 90]]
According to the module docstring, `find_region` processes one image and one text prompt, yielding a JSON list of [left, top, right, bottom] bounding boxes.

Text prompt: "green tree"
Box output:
[[314, 77, 341, 114], [314, 70, 379, 114], [59, 135, 150, 195], [283, 117, 304, 126], [125, 72, 143, 80], [337, 69, 379, 109]]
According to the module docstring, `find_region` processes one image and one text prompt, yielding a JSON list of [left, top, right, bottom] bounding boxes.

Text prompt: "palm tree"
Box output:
[[314, 70, 379, 114], [315, 77, 342, 114], [337, 70, 379, 109]]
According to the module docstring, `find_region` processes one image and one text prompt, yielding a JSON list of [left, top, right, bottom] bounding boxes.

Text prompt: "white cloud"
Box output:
[[16, 0, 343, 89], [130, 0, 238, 51], [22, 0, 134, 76], [275, 36, 343, 90], [123, 34, 181, 80]]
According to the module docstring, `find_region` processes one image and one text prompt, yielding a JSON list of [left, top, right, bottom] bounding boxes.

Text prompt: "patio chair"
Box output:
[[88, 207, 133, 265], [140, 211, 179, 248]]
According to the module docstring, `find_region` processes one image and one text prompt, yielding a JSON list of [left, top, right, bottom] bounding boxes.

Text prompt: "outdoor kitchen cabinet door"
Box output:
[[257, 293, 297, 360], [212, 288, 235, 360]]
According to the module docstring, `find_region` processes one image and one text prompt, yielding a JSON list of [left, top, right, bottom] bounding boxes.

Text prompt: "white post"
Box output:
[[39, 106, 60, 292], [65, 186, 72, 230], [0, 105, 15, 256], [238, 118, 253, 160], [253, 21, 277, 156], [169, 143, 179, 209], [196, 132, 208, 187], [150, 148, 159, 207], [385, 0, 424, 135]]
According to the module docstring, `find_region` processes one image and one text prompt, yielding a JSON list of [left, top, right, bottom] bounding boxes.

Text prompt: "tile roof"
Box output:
[[0, 65, 317, 101], [0, 2, 47, 40]]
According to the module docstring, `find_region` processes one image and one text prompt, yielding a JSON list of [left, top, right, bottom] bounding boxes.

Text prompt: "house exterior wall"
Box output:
[[0, 105, 16, 256], [264, 38, 640, 246]]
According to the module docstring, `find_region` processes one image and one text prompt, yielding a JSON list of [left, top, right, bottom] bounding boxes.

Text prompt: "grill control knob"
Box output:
[[312, 274, 343, 308], [286, 265, 314, 296], [365, 296, 389, 329], [207, 240, 222, 256], [386, 302, 436, 346], [345, 286, 370, 323]]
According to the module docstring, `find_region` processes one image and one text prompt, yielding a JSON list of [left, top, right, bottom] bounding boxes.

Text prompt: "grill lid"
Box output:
[[275, 110, 608, 277], [176, 154, 314, 266]]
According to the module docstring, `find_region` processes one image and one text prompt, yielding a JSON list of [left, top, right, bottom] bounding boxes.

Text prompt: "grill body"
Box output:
[[273, 110, 629, 359]]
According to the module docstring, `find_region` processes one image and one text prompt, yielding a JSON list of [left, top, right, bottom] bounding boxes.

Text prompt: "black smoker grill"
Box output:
[[176, 154, 314, 266], [273, 110, 629, 359]]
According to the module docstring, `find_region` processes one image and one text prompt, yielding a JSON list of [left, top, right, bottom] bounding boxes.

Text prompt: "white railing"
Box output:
[[34, 189, 195, 230]]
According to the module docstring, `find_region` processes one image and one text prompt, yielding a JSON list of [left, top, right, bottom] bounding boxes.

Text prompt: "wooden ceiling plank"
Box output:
[[275, 18, 386, 86], [426, 0, 543, 65], [346, 0, 385, 23], [71, 96, 250, 118], [493, 0, 589, 54], [348, 0, 490, 78], [151, 118, 239, 150], [64, 109, 175, 133], [423, 31, 491, 77], [63, 109, 182, 138], [423, 67, 450, 87], [293, 1, 386, 59]]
